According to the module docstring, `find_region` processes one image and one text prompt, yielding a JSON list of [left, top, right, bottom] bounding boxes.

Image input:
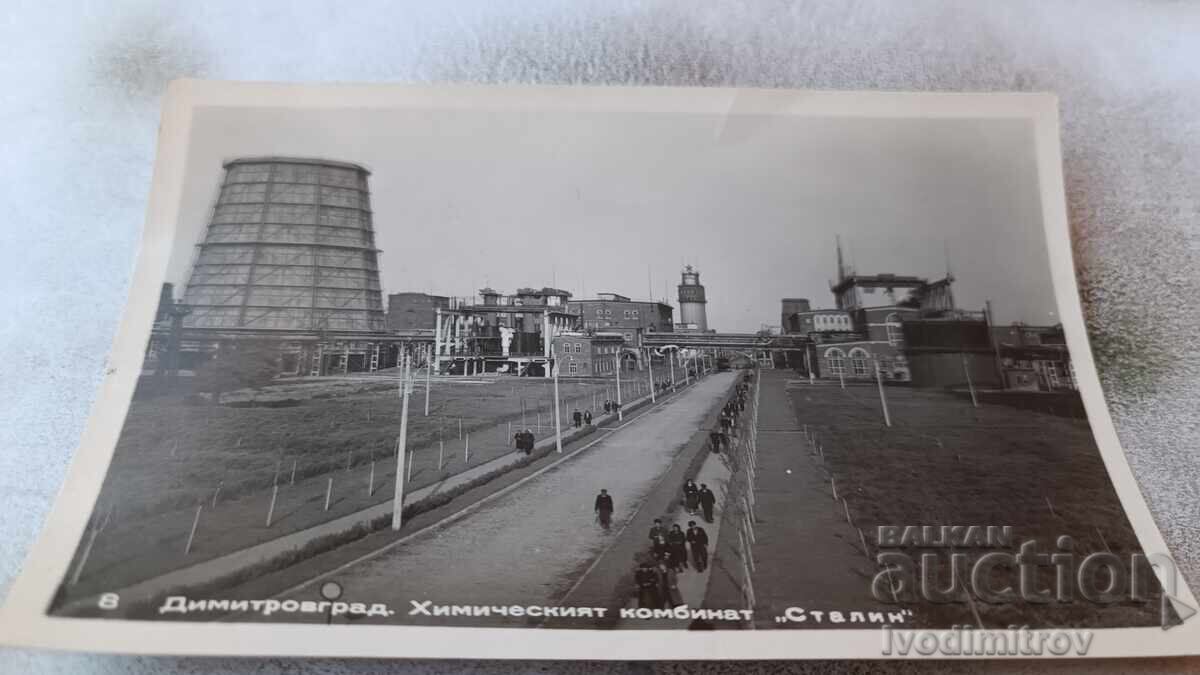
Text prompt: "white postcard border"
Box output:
[[1, 82, 1196, 659]]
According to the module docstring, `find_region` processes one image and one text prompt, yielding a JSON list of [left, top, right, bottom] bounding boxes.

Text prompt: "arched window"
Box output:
[[886, 313, 904, 347], [849, 348, 869, 377], [824, 348, 845, 376]]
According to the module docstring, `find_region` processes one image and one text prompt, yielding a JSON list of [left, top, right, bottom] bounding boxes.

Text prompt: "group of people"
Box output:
[[570, 409, 594, 428], [709, 378, 753, 453], [512, 429, 537, 455], [601, 400, 622, 414], [681, 479, 717, 523], [637, 518, 711, 609]]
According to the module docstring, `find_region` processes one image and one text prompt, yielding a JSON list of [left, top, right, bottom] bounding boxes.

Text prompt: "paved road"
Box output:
[[283, 373, 735, 624]]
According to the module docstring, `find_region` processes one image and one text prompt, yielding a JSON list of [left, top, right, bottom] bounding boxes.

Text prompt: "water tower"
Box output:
[[677, 264, 709, 332]]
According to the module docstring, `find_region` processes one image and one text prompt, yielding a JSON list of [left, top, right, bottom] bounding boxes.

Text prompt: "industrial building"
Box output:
[[387, 292, 450, 332], [568, 292, 674, 348], [430, 287, 579, 376], [994, 323, 1076, 391], [550, 332, 626, 377], [780, 240, 999, 387]]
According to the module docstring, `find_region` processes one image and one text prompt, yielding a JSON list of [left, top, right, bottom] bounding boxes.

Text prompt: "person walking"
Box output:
[[583, 409, 593, 425], [635, 556, 663, 609], [698, 483, 716, 523], [709, 430, 724, 454], [683, 479, 700, 515], [520, 429, 535, 456], [686, 520, 709, 572], [657, 560, 684, 608], [572, 409, 583, 428], [603, 400, 612, 413], [667, 524, 688, 571], [594, 489, 614, 530], [649, 518, 668, 561]]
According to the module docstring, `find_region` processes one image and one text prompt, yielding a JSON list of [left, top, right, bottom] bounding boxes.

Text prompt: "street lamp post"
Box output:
[[614, 348, 624, 422], [669, 349, 676, 390], [392, 353, 412, 530], [645, 347, 656, 403], [552, 345, 563, 453]]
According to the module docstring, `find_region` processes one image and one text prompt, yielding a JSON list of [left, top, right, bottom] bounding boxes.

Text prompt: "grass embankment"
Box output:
[[57, 375, 620, 601], [785, 382, 1161, 628]]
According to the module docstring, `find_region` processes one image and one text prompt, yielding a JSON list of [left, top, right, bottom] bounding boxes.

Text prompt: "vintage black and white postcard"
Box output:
[[1, 82, 1196, 659]]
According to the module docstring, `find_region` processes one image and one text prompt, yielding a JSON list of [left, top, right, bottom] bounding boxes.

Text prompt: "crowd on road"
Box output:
[[630, 476, 720, 609], [708, 372, 752, 453], [632, 371, 754, 610]]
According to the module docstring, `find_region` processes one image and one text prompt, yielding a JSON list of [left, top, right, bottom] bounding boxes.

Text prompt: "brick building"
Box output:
[[780, 239, 997, 386], [387, 292, 450, 331], [568, 292, 674, 348], [551, 332, 625, 377]]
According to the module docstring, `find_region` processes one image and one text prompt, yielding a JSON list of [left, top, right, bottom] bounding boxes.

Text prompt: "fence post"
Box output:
[[184, 504, 202, 555], [265, 485, 279, 527], [875, 360, 892, 427]]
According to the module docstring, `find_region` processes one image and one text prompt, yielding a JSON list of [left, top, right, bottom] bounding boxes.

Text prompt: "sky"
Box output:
[[168, 106, 1059, 332]]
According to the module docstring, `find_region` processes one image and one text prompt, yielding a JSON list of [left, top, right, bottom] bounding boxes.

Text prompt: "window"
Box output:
[[569, 362, 578, 374], [1043, 361, 1060, 388], [596, 309, 603, 316], [623, 310, 631, 319], [632, 310, 639, 318], [605, 309, 612, 316], [886, 313, 904, 347], [824, 348, 845, 376], [849, 348, 869, 376], [575, 343, 582, 353]]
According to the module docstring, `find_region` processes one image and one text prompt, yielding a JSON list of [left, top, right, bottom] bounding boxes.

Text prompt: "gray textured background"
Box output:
[[1, 0, 1197, 672]]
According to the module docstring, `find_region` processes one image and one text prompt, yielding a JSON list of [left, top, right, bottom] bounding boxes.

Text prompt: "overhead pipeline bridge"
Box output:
[[641, 332, 810, 352]]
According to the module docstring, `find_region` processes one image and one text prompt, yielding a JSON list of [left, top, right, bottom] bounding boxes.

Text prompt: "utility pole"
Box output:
[[392, 354, 412, 530], [552, 345, 563, 453], [615, 348, 624, 421], [424, 343, 432, 416], [668, 349, 676, 391], [646, 347, 656, 403]]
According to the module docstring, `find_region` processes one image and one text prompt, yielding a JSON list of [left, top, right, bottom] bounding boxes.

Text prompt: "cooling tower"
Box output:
[[182, 157, 385, 334]]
